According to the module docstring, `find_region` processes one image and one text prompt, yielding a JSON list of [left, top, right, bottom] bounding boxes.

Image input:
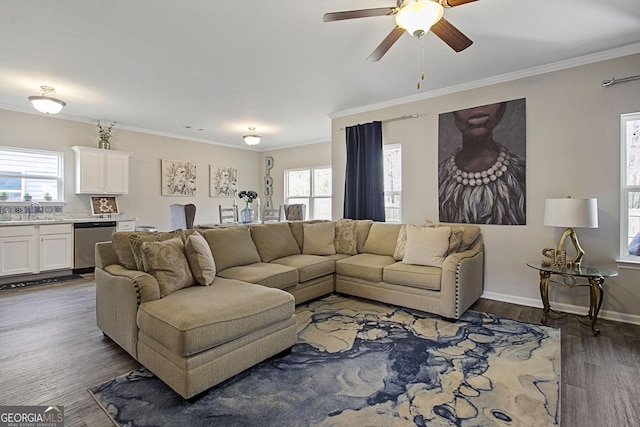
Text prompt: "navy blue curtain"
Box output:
[[344, 121, 385, 221]]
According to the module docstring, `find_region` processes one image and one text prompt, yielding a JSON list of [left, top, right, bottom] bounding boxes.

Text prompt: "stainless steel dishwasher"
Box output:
[[73, 221, 116, 273]]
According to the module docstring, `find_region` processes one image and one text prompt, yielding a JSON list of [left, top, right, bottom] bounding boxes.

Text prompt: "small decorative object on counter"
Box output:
[[238, 190, 258, 223], [44, 192, 53, 201], [23, 193, 32, 202], [0, 192, 8, 201], [97, 120, 116, 149]]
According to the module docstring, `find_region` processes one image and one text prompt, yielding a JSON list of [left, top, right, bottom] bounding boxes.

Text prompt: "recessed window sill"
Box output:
[[615, 259, 640, 270]]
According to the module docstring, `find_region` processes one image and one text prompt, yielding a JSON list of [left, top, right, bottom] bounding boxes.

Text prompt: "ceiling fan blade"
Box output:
[[367, 26, 406, 62], [440, 0, 479, 7], [323, 7, 396, 22], [430, 17, 473, 52]]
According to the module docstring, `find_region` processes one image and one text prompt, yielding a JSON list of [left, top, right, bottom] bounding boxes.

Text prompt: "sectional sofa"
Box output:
[[95, 219, 483, 398]]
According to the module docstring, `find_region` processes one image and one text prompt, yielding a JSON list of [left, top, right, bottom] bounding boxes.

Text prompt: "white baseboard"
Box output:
[[481, 291, 640, 326]]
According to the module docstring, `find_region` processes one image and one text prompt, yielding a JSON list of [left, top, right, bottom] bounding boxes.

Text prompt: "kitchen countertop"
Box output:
[[0, 217, 136, 226]]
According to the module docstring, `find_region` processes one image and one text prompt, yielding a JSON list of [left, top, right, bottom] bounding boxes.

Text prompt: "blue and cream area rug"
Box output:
[[89, 295, 560, 426]]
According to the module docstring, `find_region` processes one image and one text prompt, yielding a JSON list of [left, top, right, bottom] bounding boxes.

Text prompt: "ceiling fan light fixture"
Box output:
[[395, 0, 444, 37], [28, 85, 66, 114], [243, 127, 261, 146]]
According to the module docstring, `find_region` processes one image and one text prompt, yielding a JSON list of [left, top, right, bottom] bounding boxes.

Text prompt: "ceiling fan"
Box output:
[[324, 0, 477, 62]]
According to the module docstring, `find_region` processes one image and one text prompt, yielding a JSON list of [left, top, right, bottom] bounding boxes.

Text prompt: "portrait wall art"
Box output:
[[161, 159, 197, 196], [438, 98, 526, 225], [209, 166, 238, 197]]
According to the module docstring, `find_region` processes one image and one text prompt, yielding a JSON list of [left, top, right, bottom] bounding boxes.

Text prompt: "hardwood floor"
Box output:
[[0, 279, 638, 427]]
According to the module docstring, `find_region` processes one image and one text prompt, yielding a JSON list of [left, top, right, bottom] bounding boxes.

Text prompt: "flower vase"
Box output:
[[98, 139, 111, 150], [240, 202, 253, 223]]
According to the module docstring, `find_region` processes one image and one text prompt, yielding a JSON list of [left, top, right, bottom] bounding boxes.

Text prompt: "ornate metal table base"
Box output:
[[538, 271, 605, 336]]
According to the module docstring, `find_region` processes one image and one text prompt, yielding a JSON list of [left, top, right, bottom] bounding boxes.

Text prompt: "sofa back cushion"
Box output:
[[250, 222, 301, 262], [112, 230, 182, 270], [140, 237, 195, 297], [288, 220, 326, 251], [334, 219, 358, 255], [361, 222, 402, 256], [434, 222, 482, 252], [303, 222, 336, 255], [202, 226, 261, 271], [354, 220, 373, 253]]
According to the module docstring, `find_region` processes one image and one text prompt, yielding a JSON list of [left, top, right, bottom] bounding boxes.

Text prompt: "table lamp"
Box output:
[[544, 197, 598, 268]]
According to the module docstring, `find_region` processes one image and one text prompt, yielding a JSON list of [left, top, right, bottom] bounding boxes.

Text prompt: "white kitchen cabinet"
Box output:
[[39, 224, 73, 271], [0, 226, 36, 276], [71, 146, 130, 194]]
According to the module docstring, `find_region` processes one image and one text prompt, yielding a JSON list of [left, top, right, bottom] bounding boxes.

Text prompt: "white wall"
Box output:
[[331, 53, 640, 322], [0, 109, 262, 230]]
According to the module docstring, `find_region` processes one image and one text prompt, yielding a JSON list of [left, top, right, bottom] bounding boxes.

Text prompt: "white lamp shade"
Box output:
[[544, 198, 598, 228], [28, 96, 66, 114], [395, 0, 444, 37]]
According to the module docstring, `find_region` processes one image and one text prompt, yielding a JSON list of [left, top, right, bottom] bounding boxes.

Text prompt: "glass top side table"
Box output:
[[527, 262, 618, 336]]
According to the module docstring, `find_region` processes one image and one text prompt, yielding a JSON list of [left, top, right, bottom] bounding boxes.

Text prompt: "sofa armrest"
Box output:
[[95, 265, 160, 360], [440, 245, 484, 318]]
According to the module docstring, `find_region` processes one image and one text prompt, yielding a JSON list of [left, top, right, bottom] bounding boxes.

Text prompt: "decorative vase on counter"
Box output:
[[98, 138, 111, 150], [240, 202, 253, 223]]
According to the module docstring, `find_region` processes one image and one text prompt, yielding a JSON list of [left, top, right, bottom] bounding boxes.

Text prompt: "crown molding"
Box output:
[[329, 42, 640, 119]]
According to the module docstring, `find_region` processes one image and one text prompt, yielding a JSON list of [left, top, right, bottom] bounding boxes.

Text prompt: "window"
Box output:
[[0, 146, 64, 201], [384, 144, 402, 223], [621, 112, 640, 260], [285, 166, 331, 220]]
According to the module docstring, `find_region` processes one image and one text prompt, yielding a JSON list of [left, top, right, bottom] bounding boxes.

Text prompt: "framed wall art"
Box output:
[[161, 159, 197, 196], [209, 165, 238, 197], [90, 196, 119, 216], [438, 98, 526, 225]]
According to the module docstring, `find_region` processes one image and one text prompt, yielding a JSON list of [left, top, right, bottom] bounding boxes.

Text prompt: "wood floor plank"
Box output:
[[1, 280, 638, 426]]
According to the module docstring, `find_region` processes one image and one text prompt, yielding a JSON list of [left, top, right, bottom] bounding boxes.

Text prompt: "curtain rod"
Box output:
[[338, 114, 419, 131], [601, 74, 640, 87]]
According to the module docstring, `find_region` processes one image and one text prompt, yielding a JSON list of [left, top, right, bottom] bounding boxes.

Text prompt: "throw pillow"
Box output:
[[126, 231, 182, 271], [185, 231, 216, 286], [303, 222, 336, 255], [334, 219, 358, 255], [393, 223, 437, 261], [361, 222, 403, 256], [402, 225, 451, 268], [140, 237, 195, 297]]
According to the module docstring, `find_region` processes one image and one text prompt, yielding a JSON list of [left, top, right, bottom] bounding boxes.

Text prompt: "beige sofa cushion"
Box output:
[[393, 224, 462, 261], [354, 220, 373, 253], [303, 222, 336, 256], [140, 237, 195, 297], [216, 262, 298, 290], [336, 253, 396, 282], [250, 222, 301, 262], [361, 223, 403, 256], [334, 219, 358, 255], [433, 222, 482, 252], [271, 254, 335, 282], [137, 278, 294, 357], [288, 220, 326, 251], [112, 230, 180, 270], [403, 225, 451, 268], [202, 227, 261, 272], [383, 262, 442, 291], [184, 231, 216, 286]]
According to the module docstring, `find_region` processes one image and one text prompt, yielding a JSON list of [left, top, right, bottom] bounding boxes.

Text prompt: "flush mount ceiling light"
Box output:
[[395, 0, 444, 37], [243, 127, 261, 146], [28, 85, 66, 114]]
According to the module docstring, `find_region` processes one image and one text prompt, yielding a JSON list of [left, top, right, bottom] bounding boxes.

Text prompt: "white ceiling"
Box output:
[[1, 0, 639, 150]]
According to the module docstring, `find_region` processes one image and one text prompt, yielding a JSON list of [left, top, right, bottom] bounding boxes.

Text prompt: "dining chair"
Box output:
[[262, 206, 282, 223], [219, 205, 238, 224], [170, 203, 196, 229], [283, 204, 306, 221]]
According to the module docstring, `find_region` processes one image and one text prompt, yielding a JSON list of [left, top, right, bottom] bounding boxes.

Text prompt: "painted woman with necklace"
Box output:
[[438, 101, 526, 225]]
